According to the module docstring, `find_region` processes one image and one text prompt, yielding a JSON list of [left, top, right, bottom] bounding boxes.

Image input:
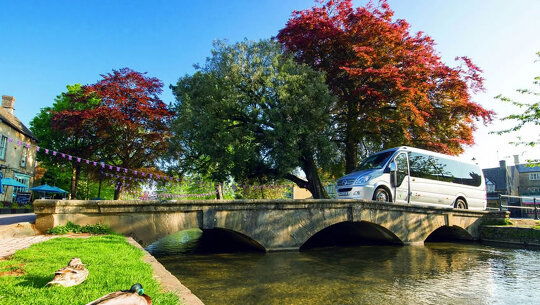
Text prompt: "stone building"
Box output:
[[0, 95, 37, 203], [482, 160, 519, 208], [483, 156, 540, 217]]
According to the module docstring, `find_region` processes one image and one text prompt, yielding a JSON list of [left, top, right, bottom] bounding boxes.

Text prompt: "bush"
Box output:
[[234, 185, 291, 199], [47, 222, 115, 235], [482, 218, 513, 226]]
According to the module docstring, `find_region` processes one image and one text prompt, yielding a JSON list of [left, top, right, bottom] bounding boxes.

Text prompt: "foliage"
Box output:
[[82, 68, 174, 199], [482, 218, 513, 226], [234, 184, 291, 200], [30, 84, 102, 198], [46, 221, 115, 235], [155, 176, 292, 200], [0, 235, 179, 305], [153, 177, 227, 200], [278, 0, 493, 172], [493, 52, 540, 160], [170, 40, 338, 198], [32, 69, 173, 200], [4, 203, 32, 209]]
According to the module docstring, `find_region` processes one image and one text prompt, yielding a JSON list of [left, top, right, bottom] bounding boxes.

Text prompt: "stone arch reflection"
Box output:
[[146, 227, 266, 256], [300, 221, 404, 251]]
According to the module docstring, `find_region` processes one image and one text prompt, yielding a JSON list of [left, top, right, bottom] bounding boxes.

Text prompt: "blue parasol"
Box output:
[[30, 184, 68, 194]]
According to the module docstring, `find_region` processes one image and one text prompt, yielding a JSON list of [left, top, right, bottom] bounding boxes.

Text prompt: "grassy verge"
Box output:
[[0, 235, 180, 305], [482, 218, 513, 226]]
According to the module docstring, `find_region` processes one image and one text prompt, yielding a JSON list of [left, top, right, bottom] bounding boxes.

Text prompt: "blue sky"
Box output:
[[1, 0, 539, 168]]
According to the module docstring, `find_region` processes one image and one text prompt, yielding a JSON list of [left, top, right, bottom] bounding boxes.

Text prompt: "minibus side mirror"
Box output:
[[389, 162, 397, 187], [388, 162, 397, 173]]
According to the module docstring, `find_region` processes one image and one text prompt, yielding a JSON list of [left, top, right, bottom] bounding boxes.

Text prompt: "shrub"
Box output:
[[47, 221, 115, 235], [482, 218, 513, 226]]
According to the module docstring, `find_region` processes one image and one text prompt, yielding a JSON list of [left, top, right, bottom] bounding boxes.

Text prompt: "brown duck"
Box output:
[[86, 283, 152, 305], [46, 258, 89, 287]]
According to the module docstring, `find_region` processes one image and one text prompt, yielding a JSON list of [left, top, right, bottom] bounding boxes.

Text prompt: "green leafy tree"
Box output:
[[494, 52, 540, 162], [170, 40, 338, 198]]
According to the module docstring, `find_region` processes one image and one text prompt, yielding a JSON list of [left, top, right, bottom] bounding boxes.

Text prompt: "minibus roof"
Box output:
[[376, 146, 479, 167]]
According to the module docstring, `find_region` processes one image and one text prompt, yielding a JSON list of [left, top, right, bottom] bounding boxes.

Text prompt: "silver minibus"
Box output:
[[336, 146, 487, 210]]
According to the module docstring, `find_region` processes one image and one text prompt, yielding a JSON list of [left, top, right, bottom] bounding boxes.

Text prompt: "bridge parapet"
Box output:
[[34, 199, 508, 251]]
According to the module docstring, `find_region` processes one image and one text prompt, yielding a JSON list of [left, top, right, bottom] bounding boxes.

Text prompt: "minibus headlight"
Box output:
[[354, 175, 371, 185]]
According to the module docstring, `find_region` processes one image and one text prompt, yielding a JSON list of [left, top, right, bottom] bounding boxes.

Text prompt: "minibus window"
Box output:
[[409, 152, 440, 180], [355, 151, 394, 171], [394, 153, 408, 187], [410, 153, 483, 187]]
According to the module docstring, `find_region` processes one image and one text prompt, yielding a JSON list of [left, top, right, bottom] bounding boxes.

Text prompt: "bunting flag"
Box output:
[[7, 135, 289, 190]]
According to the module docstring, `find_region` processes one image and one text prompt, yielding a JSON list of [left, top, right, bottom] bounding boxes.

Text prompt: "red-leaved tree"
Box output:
[[278, 0, 493, 172], [54, 68, 174, 199]]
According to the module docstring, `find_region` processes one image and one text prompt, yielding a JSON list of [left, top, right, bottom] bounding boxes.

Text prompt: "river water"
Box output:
[[150, 230, 540, 305]]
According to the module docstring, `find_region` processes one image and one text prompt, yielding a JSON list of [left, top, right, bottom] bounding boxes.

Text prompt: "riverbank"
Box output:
[[0, 235, 180, 305], [480, 219, 540, 247]]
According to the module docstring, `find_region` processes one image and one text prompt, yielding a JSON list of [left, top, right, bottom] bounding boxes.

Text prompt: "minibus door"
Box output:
[[391, 152, 411, 204]]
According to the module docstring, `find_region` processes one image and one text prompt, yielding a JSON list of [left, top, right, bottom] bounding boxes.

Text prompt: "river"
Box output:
[[149, 230, 540, 305]]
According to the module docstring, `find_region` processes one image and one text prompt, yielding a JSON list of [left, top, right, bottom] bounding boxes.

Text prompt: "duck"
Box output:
[[86, 283, 152, 305], [46, 258, 89, 287]]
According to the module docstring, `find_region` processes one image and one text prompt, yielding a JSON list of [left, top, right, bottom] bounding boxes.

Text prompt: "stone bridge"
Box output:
[[33, 199, 507, 251]]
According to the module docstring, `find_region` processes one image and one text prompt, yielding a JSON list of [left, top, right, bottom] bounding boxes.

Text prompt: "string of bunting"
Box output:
[[10, 136, 180, 182], [13, 136, 297, 190], [122, 190, 215, 200]]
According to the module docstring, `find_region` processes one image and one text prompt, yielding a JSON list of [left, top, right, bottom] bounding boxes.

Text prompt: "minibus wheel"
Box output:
[[373, 187, 391, 202], [454, 198, 467, 209]]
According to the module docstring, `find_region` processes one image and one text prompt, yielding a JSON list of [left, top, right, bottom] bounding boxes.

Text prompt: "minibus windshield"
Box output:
[[355, 151, 394, 171]]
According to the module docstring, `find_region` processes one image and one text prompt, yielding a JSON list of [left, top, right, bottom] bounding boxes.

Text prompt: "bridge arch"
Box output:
[[300, 221, 404, 251], [424, 225, 474, 243], [146, 227, 266, 255], [200, 227, 267, 252]]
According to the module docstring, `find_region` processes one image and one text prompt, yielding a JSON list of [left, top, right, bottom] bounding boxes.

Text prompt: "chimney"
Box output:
[[513, 155, 520, 165], [1, 95, 15, 114], [499, 160, 506, 168]]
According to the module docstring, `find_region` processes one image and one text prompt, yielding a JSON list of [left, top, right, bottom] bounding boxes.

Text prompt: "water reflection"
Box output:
[[150, 231, 540, 305]]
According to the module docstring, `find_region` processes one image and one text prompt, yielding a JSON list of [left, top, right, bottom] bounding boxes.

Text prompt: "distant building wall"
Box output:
[[518, 170, 540, 195], [292, 186, 312, 199], [0, 95, 37, 203]]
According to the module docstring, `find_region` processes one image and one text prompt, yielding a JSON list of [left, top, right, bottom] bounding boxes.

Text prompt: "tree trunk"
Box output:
[[215, 182, 223, 200], [301, 155, 328, 199], [70, 163, 81, 199], [345, 133, 358, 174], [97, 175, 103, 199], [114, 180, 122, 200], [344, 99, 359, 173]]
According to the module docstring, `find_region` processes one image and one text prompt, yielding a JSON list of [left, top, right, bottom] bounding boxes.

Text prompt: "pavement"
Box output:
[[0, 235, 57, 258], [0, 213, 42, 258], [0, 213, 36, 225]]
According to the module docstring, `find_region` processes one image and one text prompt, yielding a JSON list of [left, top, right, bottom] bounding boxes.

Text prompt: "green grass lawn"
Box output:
[[0, 235, 180, 305]]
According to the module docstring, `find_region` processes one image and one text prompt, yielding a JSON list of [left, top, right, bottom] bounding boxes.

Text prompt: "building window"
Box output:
[[485, 178, 496, 192], [530, 173, 540, 181], [20, 147, 28, 168], [0, 135, 7, 160], [13, 173, 30, 201]]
